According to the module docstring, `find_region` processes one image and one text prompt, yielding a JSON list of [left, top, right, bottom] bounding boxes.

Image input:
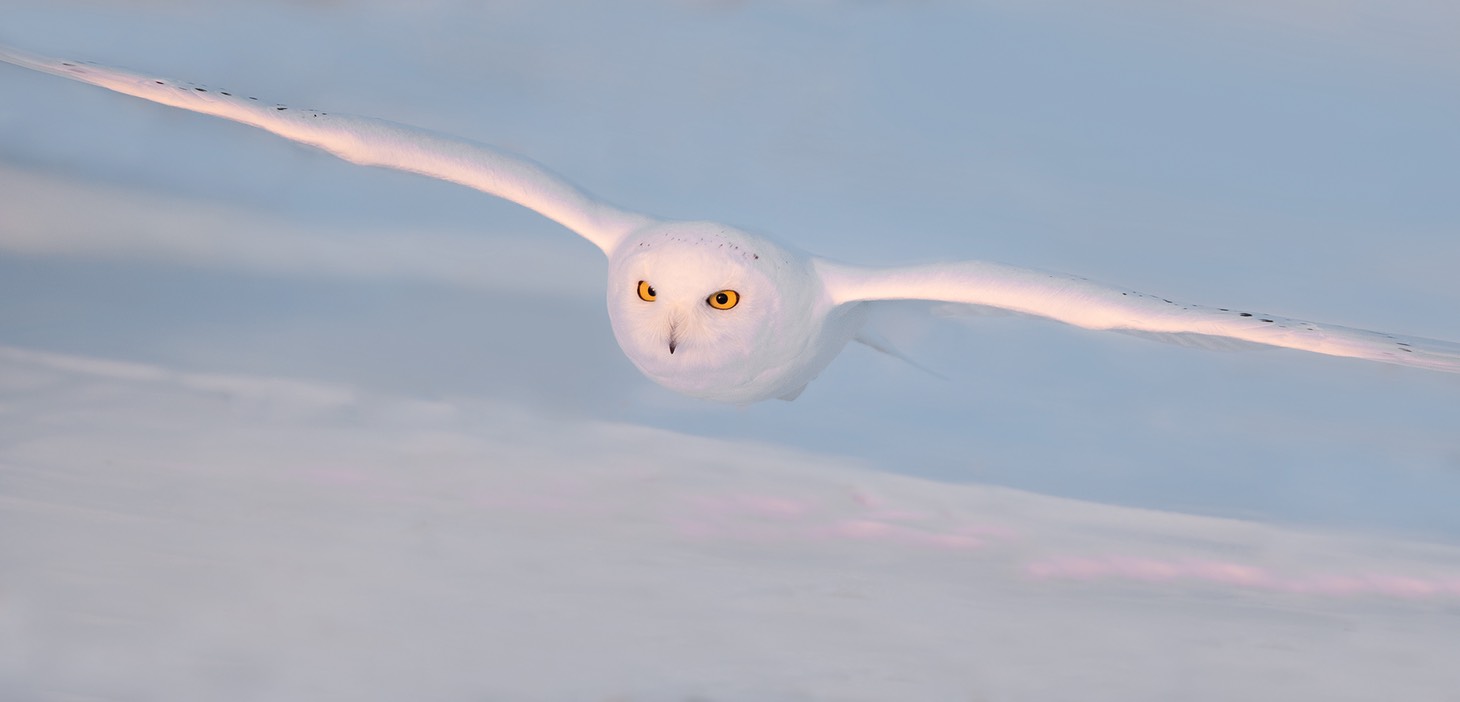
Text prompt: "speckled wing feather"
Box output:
[[817, 258, 1460, 373], [0, 45, 652, 254]]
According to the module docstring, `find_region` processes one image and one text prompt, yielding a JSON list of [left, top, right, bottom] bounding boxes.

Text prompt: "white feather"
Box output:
[[0, 45, 652, 254], [4, 43, 1457, 403], [816, 259, 1460, 373]]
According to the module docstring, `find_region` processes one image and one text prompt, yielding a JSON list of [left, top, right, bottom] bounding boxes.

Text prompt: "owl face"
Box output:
[[605, 222, 829, 403]]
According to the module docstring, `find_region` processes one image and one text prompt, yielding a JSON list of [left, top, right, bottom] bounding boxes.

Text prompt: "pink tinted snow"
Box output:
[[1025, 555, 1460, 599]]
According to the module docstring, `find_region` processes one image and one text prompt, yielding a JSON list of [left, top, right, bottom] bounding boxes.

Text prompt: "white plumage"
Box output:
[[3, 44, 1457, 403]]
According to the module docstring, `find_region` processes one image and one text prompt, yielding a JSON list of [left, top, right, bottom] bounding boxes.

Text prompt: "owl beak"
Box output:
[[668, 318, 680, 354]]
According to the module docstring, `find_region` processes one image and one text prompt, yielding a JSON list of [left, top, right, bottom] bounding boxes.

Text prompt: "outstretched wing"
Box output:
[[0, 44, 653, 254], [817, 258, 1460, 374]]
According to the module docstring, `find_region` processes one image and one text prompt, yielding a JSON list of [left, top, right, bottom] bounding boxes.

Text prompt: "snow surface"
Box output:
[[4, 344, 1460, 700], [2, 0, 1458, 698]]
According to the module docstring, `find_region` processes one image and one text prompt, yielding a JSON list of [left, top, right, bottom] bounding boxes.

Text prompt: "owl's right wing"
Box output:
[[817, 258, 1460, 374], [0, 44, 654, 255]]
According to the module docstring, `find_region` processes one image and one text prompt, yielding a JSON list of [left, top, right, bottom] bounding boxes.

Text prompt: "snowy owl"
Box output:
[[3, 46, 1458, 403]]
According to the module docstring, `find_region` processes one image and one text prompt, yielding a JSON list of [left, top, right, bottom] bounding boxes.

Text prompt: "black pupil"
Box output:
[[715, 293, 728, 305], [646, 286, 655, 297]]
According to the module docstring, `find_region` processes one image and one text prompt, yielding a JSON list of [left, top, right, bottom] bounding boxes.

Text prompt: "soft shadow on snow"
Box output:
[[2, 344, 1459, 700]]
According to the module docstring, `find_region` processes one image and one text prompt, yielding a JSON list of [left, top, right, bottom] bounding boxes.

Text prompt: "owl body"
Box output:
[[606, 221, 864, 403], [6, 46, 1456, 404]]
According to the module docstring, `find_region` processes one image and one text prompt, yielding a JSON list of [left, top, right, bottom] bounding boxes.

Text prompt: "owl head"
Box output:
[[605, 221, 825, 402]]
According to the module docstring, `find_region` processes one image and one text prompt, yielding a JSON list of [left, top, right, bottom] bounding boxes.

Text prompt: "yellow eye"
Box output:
[[637, 280, 656, 302], [707, 289, 739, 310]]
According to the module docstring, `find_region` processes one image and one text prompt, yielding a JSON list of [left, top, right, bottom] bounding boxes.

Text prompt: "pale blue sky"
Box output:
[[1, 0, 1457, 536]]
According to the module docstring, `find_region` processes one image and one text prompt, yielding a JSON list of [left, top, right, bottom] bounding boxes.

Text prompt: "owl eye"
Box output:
[[637, 280, 656, 302], [707, 290, 739, 310]]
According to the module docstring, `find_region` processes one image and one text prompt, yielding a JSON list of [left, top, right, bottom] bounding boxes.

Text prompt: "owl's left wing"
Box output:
[[816, 258, 1460, 374], [0, 44, 653, 255]]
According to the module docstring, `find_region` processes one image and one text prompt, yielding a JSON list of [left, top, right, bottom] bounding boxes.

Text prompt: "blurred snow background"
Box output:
[[1, 1, 1458, 699]]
